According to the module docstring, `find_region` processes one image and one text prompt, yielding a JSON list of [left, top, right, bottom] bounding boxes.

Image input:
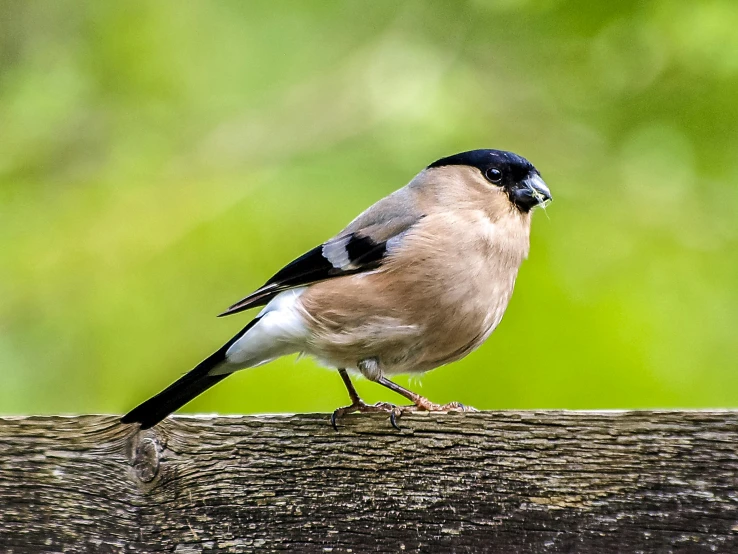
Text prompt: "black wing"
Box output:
[[217, 232, 389, 317]]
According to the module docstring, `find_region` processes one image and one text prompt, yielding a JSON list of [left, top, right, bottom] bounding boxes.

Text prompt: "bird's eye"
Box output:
[[485, 167, 503, 184]]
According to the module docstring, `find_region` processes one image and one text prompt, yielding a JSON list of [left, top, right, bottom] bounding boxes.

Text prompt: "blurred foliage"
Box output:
[[1, 0, 737, 416]]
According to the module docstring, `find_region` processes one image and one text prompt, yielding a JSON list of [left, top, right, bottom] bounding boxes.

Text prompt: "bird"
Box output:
[[121, 149, 552, 430]]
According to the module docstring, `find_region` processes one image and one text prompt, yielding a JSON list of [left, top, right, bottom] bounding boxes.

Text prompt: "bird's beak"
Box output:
[[510, 173, 552, 211]]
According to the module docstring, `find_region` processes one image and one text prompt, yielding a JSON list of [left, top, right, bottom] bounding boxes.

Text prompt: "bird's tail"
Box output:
[[121, 319, 259, 430]]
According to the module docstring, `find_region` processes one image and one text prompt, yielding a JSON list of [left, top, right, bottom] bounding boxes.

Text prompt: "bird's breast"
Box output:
[[298, 210, 530, 374]]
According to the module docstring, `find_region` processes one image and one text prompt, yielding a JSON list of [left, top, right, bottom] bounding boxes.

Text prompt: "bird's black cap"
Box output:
[[428, 149, 537, 178], [428, 149, 550, 212]]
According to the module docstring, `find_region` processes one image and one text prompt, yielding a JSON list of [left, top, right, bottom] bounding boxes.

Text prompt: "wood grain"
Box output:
[[1, 411, 737, 553]]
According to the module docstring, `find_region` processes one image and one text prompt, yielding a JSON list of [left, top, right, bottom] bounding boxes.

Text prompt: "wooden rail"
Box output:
[[1, 411, 737, 552]]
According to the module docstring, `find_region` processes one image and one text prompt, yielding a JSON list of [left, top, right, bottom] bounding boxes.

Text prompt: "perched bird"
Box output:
[[122, 149, 551, 430]]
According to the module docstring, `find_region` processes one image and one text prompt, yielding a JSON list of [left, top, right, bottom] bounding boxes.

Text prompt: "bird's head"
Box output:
[[426, 149, 552, 213]]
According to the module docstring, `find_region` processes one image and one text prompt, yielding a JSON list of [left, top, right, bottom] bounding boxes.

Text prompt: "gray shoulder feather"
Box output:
[[220, 186, 424, 317]]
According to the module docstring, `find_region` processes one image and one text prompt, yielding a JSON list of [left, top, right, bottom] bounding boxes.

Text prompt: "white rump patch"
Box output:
[[214, 288, 309, 373]]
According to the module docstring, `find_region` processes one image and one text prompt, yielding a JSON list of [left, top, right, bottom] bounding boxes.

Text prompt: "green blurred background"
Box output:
[[1, 1, 736, 416]]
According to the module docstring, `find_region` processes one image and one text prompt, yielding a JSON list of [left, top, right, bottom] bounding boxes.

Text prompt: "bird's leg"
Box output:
[[331, 368, 397, 430], [376, 376, 477, 413], [338, 367, 362, 405], [355, 358, 476, 429]]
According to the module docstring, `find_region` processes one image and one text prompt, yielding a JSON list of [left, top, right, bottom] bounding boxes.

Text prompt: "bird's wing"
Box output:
[[218, 187, 422, 317]]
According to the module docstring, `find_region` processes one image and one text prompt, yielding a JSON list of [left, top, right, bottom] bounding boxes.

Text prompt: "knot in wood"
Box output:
[[133, 437, 160, 483]]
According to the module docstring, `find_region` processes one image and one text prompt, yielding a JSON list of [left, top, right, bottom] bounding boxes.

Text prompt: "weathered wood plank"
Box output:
[[0, 411, 737, 553]]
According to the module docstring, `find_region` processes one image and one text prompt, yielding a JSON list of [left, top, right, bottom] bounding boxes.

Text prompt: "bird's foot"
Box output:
[[331, 400, 397, 431], [388, 399, 478, 430], [331, 398, 477, 431], [409, 397, 479, 413]]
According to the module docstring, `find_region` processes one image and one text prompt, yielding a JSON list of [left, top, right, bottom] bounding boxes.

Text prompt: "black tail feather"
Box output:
[[121, 319, 259, 429]]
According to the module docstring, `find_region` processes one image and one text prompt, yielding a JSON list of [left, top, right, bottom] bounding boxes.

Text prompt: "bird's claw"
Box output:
[[435, 401, 478, 413], [331, 401, 398, 431], [331, 399, 476, 431], [407, 397, 479, 413], [389, 409, 401, 431], [387, 400, 478, 428]]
